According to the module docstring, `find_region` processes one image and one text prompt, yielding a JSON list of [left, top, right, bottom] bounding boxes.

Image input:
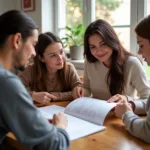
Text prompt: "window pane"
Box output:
[[145, 64, 150, 78], [65, 0, 83, 26], [145, 0, 150, 78], [96, 0, 130, 25], [147, 0, 150, 14], [114, 27, 130, 50]]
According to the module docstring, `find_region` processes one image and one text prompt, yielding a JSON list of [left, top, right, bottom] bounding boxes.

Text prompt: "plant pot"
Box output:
[[70, 46, 84, 60]]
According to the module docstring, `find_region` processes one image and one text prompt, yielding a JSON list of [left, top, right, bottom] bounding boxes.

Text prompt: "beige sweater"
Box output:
[[19, 62, 82, 101], [83, 56, 150, 114]]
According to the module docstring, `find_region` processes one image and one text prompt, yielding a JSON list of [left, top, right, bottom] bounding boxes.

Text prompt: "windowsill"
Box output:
[[66, 59, 84, 70]]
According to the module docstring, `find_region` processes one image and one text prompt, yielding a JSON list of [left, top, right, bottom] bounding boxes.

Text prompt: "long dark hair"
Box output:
[[84, 19, 134, 96], [31, 32, 68, 92], [135, 15, 150, 40], [0, 10, 38, 48]]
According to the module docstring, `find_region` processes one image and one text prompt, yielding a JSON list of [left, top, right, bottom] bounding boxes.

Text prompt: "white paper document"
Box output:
[[39, 97, 116, 140]]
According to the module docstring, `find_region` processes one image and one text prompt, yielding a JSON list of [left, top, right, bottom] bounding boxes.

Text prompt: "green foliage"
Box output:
[[97, 0, 120, 11], [65, 0, 121, 25], [146, 65, 150, 78], [61, 24, 85, 47]]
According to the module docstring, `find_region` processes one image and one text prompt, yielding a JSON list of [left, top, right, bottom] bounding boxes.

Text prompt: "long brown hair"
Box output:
[[31, 32, 68, 92], [84, 19, 134, 96]]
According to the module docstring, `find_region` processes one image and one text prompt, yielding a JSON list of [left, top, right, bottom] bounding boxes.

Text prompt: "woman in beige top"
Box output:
[[75, 19, 150, 115], [19, 32, 82, 104]]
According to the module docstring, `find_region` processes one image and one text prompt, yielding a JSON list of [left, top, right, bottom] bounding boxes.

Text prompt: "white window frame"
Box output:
[[54, 0, 147, 55]]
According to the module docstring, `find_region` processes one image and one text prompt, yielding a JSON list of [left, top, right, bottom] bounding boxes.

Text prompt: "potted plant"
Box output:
[[61, 24, 85, 60]]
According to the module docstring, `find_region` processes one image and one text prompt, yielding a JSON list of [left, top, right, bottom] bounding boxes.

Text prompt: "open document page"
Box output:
[[65, 97, 116, 125], [39, 105, 105, 140]]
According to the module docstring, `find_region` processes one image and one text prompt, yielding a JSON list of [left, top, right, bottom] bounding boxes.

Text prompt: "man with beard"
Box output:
[[0, 10, 70, 150]]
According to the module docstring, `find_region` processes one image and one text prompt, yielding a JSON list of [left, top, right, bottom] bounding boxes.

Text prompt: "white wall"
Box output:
[[0, 0, 14, 14], [41, 0, 54, 33], [0, 0, 55, 33], [12, 0, 42, 33]]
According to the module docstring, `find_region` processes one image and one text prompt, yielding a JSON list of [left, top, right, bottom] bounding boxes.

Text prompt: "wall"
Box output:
[[0, 0, 14, 14], [41, 0, 54, 33], [0, 0, 55, 33], [12, 0, 42, 33]]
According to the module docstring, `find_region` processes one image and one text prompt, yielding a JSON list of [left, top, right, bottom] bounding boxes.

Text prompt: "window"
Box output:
[[145, 0, 150, 77], [96, 0, 130, 50], [55, 0, 147, 56], [147, 0, 150, 14], [66, 0, 83, 25], [55, 0, 150, 78], [56, 0, 83, 38]]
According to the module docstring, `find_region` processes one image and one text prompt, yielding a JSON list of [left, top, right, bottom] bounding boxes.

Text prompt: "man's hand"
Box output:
[[52, 112, 68, 129]]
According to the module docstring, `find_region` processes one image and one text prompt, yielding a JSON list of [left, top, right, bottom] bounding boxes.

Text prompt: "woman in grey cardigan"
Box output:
[[115, 15, 150, 143]]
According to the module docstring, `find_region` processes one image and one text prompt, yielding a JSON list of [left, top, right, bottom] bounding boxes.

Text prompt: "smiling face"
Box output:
[[88, 33, 113, 67], [41, 42, 65, 72], [137, 35, 150, 66]]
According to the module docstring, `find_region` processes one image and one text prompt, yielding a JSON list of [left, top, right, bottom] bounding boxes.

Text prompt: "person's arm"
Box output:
[[115, 98, 150, 143], [1, 76, 70, 150], [127, 58, 150, 114], [50, 91, 73, 101], [123, 109, 150, 143], [83, 59, 92, 97]]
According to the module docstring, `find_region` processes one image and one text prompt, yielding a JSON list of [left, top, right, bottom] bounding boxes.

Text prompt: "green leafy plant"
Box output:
[[61, 24, 85, 47]]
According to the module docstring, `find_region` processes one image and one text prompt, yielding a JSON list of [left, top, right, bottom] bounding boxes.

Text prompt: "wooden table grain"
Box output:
[[6, 101, 150, 150]]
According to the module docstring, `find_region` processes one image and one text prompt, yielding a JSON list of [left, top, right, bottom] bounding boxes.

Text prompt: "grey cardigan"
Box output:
[[123, 96, 150, 143]]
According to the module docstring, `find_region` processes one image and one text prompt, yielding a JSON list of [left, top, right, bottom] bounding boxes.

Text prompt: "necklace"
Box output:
[[48, 76, 59, 92], [51, 76, 56, 83], [48, 74, 57, 83]]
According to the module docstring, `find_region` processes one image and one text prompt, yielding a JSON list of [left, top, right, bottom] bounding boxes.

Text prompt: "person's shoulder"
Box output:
[[125, 56, 144, 73], [66, 62, 76, 71], [66, 62, 74, 67], [0, 66, 18, 81], [0, 66, 25, 92], [125, 56, 141, 66]]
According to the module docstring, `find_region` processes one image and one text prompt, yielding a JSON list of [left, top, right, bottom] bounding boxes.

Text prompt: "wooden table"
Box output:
[[6, 101, 150, 150]]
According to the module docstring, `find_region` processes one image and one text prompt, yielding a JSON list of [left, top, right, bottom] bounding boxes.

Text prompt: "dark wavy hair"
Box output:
[[84, 19, 134, 96], [135, 15, 150, 40], [30, 32, 68, 92]]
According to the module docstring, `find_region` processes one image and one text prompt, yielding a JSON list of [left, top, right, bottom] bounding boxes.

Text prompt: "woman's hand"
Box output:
[[32, 92, 57, 104], [72, 87, 84, 99], [115, 100, 133, 118], [108, 94, 128, 103]]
